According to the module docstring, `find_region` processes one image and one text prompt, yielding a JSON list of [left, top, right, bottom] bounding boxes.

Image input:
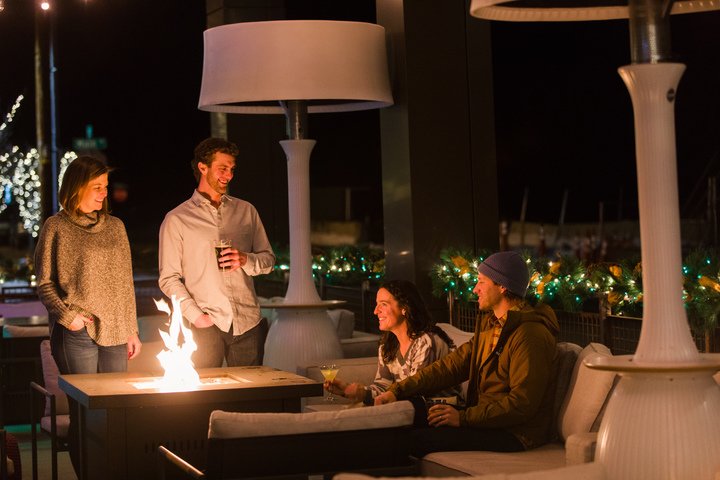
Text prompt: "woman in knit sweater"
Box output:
[[34, 155, 141, 473], [325, 280, 461, 406]]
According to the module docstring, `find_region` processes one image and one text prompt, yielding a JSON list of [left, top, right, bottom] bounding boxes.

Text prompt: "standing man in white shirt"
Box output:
[[159, 137, 275, 367]]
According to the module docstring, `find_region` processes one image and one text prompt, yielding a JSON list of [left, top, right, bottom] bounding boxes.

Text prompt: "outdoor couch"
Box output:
[[157, 401, 418, 479], [298, 323, 618, 476]]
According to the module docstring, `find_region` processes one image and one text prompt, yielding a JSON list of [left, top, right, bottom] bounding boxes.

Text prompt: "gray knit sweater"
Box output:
[[34, 210, 138, 346]]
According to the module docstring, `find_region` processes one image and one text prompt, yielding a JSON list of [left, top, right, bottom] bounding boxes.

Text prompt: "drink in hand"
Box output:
[[320, 364, 339, 402], [213, 239, 232, 271]]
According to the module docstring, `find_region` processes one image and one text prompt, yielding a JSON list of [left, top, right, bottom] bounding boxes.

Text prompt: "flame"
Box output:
[[153, 295, 201, 391]]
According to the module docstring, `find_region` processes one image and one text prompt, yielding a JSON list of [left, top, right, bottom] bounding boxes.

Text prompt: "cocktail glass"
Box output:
[[320, 363, 339, 402]]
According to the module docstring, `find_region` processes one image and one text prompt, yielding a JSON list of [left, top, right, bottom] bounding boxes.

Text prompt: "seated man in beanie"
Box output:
[[375, 251, 559, 457]]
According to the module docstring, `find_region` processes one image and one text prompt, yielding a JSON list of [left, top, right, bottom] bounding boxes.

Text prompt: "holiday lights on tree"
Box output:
[[0, 95, 77, 237]]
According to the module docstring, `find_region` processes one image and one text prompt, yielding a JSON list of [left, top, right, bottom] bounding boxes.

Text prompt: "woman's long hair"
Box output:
[[379, 280, 455, 363], [58, 156, 111, 215]]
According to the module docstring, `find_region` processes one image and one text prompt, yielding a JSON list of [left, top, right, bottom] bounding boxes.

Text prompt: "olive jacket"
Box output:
[[388, 303, 560, 449]]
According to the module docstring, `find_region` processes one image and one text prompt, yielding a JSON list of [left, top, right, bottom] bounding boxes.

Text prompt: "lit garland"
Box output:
[[269, 245, 385, 286], [682, 249, 720, 334], [587, 260, 643, 317], [429, 248, 720, 334], [529, 255, 591, 312], [430, 247, 489, 302]]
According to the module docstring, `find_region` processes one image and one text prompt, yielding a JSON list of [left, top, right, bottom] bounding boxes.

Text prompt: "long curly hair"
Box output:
[[379, 280, 455, 363]]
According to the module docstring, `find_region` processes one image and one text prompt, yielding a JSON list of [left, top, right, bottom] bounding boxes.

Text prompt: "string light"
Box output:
[[1, 98, 77, 237]]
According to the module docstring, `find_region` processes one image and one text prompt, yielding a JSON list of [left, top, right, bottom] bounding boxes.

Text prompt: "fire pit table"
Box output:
[[59, 365, 322, 480]]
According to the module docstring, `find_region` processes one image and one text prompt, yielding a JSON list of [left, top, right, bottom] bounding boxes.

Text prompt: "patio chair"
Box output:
[[30, 340, 70, 480]]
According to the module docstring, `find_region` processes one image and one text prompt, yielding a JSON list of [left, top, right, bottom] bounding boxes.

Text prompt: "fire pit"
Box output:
[[59, 366, 321, 480]]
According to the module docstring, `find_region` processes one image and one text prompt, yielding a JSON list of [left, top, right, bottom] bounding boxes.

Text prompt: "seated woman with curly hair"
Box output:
[[325, 280, 462, 406]]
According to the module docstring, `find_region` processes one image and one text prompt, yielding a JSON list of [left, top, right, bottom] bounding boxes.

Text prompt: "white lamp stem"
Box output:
[[618, 63, 699, 364], [594, 62, 720, 480], [281, 138, 322, 304]]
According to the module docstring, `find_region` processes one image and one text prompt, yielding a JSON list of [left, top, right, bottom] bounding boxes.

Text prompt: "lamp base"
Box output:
[[263, 306, 343, 373], [595, 366, 720, 479]]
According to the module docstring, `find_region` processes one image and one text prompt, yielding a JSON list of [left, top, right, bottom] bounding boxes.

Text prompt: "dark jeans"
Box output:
[[191, 318, 268, 368], [407, 396, 525, 457], [50, 325, 128, 477]]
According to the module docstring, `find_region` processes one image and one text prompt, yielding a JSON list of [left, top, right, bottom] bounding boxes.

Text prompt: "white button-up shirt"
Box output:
[[159, 190, 275, 335]]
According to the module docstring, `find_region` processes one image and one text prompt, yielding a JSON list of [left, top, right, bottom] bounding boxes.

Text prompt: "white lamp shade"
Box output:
[[470, 0, 720, 21], [199, 20, 393, 114]]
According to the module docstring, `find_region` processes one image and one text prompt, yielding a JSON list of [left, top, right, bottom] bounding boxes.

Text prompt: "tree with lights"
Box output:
[[0, 94, 75, 240]]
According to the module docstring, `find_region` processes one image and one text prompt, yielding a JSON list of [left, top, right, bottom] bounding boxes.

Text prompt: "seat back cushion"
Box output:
[[558, 343, 616, 441], [437, 323, 474, 400], [209, 400, 415, 439], [40, 339, 70, 416], [328, 309, 356, 339], [549, 342, 582, 439]]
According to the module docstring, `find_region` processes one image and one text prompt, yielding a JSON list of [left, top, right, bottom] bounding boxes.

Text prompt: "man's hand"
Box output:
[[194, 313, 214, 328], [127, 334, 142, 360], [374, 391, 397, 405], [427, 403, 460, 427], [68, 314, 92, 331], [218, 247, 248, 272]]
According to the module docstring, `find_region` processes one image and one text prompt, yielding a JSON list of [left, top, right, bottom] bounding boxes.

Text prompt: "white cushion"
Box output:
[[558, 343, 615, 441], [334, 461, 605, 480], [209, 400, 414, 439], [422, 445, 565, 476], [565, 432, 598, 465]]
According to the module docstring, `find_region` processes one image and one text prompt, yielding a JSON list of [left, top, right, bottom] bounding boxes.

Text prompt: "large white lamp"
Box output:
[[471, 1, 720, 478], [199, 20, 393, 372]]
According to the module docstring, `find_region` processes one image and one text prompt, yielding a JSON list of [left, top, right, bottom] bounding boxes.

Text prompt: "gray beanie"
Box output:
[[477, 251, 529, 298]]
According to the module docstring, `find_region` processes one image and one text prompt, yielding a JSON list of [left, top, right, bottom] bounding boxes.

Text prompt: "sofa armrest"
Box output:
[[565, 431, 598, 465]]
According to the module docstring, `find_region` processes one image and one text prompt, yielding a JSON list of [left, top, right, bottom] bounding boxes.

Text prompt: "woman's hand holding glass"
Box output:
[[324, 378, 366, 403]]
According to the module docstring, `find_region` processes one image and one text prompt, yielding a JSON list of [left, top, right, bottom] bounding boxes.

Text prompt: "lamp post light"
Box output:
[[471, 1, 720, 478], [36, 0, 58, 217], [199, 20, 393, 371]]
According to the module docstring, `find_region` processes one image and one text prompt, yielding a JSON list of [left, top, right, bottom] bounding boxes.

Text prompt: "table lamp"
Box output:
[[198, 20, 393, 372], [470, 1, 720, 478]]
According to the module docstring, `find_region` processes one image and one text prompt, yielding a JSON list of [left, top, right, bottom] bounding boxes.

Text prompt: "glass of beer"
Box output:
[[213, 239, 232, 271]]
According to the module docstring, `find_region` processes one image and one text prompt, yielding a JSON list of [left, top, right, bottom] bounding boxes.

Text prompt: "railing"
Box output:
[[448, 295, 720, 354]]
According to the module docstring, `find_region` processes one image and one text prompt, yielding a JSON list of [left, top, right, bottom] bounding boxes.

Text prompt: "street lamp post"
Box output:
[[48, 2, 57, 214], [35, 0, 58, 219]]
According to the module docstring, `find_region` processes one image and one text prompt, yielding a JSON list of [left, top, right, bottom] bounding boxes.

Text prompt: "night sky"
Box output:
[[2, 1, 720, 246]]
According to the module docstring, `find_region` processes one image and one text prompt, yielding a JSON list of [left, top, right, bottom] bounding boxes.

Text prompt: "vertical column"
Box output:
[[377, 0, 499, 316]]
